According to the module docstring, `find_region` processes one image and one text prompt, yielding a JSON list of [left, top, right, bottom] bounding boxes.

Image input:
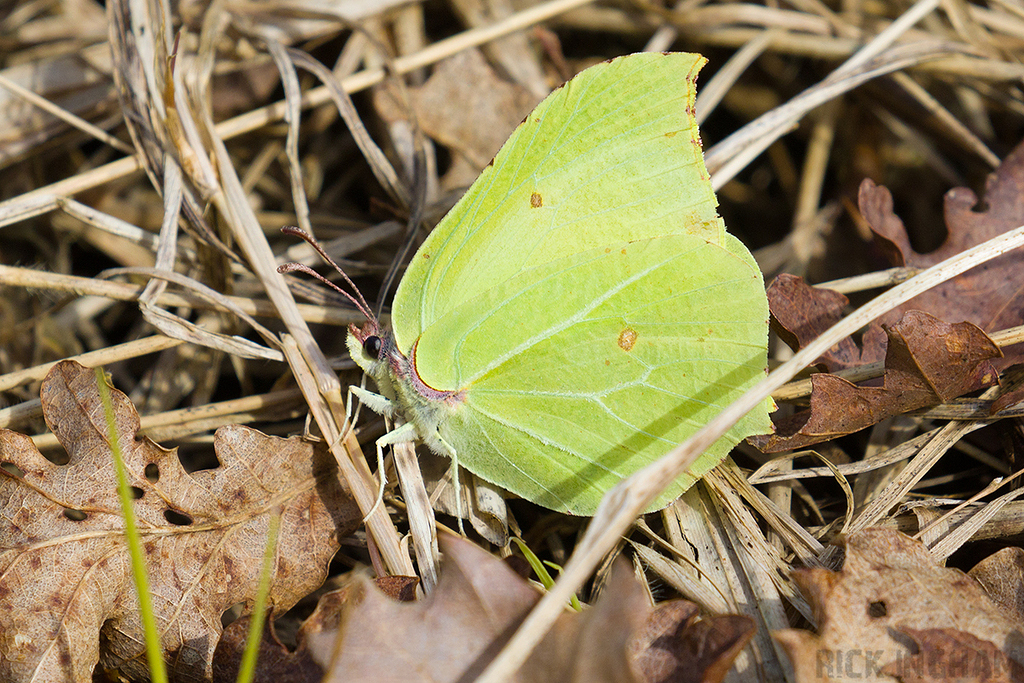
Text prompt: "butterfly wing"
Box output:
[[412, 232, 770, 514], [392, 52, 722, 351]]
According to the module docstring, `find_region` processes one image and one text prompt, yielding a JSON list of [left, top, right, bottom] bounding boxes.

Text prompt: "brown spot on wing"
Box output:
[[618, 327, 638, 352]]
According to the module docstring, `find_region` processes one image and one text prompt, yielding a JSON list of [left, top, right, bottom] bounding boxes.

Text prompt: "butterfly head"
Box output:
[[346, 319, 401, 380]]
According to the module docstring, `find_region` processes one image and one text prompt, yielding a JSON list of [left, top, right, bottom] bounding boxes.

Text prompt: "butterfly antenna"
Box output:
[[277, 226, 376, 322]]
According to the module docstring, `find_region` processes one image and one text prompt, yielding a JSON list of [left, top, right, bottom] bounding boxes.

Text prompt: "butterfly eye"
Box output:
[[363, 335, 383, 359]]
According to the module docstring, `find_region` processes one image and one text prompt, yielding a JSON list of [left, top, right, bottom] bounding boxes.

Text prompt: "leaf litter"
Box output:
[[0, 361, 360, 682], [763, 138, 1024, 449], [755, 309, 1002, 452], [4, 0, 1024, 681], [775, 528, 1024, 683], [214, 536, 755, 683]]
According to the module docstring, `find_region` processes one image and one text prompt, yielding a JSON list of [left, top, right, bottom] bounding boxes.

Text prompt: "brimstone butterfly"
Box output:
[[287, 52, 771, 516]]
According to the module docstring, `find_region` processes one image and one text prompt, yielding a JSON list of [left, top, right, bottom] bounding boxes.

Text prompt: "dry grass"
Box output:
[[2, 0, 1024, 680]]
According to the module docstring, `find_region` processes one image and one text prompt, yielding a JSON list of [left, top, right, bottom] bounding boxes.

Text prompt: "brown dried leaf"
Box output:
[[990, 386, 1024, 415], [880, 628, 1024, 682], [213, 615, 325, 683], [752, 310, 1001, 451], [414, 49, 540, 166], [213, 575, 418, 682], [774, 528, 1024, 683], [861, 139, 1024, 346], [628, 601, 756, 683], [307, 536, 752, 683], [0, 360, 360, 682], [521, 556, 647, 683], [308, 535, 540, 683], [374, 49, 541, 189], [764, 142, 1024, 448], [767, 274, 866, 371], [969, 547, 1024, 624], [771, 139, 1024, 374], [373, 574, 420, 601]]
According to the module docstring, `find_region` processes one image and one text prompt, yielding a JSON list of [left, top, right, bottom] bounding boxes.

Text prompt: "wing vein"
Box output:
[[465, 250, 685, 382]]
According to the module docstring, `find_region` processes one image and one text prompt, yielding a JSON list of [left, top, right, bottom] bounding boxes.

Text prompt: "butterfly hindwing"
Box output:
[[413, 233, 770, 514]]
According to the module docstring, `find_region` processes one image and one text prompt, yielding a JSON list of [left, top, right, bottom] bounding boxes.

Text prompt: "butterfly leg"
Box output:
[[407, 428, 469, 536], [350, 385, 397, 419], [348, 384, 408, 520], [350, 386, 469, 535], [355, 422, 420, 521], [429, 434, 469, 537]]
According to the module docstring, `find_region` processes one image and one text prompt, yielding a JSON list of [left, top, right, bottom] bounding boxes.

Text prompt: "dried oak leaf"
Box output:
[[767, 274, 868, 371], [305, 536, 752, 683], [861, 140, 1024, 348], [880, 628, 1024, 682], [771, 139, 1024, 374], [212, 575, 419, 683], [0, 360, 360, 683], [767, 273, 889, 372], [774, 528, 1024, 683], [751, 310, 1001, 452]]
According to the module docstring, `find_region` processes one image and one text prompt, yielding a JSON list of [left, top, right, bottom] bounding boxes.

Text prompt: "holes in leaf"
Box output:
[[1, 462, 24, 477], [164, 509, 193, 526], [221, 603, 244, 628], [45, 451, 70, 466], [145, 463, 159, 482], [129, 486, 144, 500], [179, 445, 220, 473], [868, 600, 887, 618], [63, 508, 87, 521]]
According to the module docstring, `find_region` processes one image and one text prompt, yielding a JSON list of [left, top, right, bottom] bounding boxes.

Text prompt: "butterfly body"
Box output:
[[347, 322, 465, 461]]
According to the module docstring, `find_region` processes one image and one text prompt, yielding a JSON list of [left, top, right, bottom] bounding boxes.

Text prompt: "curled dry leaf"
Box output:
[[764, 140, 1024, 446], [213, 614, 325, 683], [296, 536, 754, 683], [767, 274, 864, 371], [753, 310, 1001, 451], [628, 601, 756, 683], [0, 360, 360, 682], [772, 137, 1024, 373], [774, 528, 1024, 683], [213, 575, 415, 683], [880, 628, 1024, 683]]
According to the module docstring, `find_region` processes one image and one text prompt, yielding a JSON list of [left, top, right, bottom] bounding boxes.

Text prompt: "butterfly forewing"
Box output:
[[392, 52, 722, 351]]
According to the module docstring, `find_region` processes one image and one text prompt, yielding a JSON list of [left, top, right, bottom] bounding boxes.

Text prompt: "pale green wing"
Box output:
[[392, 52, 723, 351], [413, 232, 770, 515]]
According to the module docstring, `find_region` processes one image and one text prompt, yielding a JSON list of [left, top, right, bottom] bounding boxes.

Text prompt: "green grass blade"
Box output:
[[236, 508, 281, 683], [95, 367, 168, 683], [511, 538, 582, 612]]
